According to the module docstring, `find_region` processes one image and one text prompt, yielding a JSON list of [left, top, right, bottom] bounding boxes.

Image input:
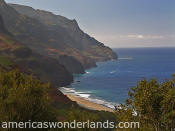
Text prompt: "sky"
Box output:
[[5, 0, 175, 48]]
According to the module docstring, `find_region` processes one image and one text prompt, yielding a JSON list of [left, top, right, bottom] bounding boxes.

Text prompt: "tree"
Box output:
[[0, 70, 56, 130], [160, 80, 175, 130], [115, 77, 175, 131]]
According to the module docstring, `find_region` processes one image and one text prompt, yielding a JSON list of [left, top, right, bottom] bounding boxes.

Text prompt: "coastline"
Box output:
[[66, 94, 114, 112], [59, 60, 118, 113]]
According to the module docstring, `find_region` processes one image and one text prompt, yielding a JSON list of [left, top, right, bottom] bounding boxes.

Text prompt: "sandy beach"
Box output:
[[66, 94, 114, 112]]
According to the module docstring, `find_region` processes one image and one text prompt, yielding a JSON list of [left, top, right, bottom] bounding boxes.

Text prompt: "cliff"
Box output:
[[0, 14, 73, 86], [0, 15, 5, 33], [0, 1, 118, 122], [5, 3, 117, 69]]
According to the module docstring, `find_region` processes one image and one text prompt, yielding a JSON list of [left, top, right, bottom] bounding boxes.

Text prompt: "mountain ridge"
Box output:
[[0, 1, 85, 74], [0, 13, 73, 86], [7, 2, 117, 68]]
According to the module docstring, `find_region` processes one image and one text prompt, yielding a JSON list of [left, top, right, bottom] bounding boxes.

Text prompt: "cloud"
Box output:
[[93, 34, 175, 43], [119, 34, 165, 39], [91, 33, 175, 48], [93, 34, 174, 41]]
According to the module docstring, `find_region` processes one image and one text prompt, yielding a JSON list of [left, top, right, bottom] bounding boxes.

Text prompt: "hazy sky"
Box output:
[[5, 0, 175, 48]]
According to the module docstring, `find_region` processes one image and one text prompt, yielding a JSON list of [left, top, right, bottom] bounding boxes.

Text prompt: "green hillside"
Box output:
[[0, 1, 117, 74]]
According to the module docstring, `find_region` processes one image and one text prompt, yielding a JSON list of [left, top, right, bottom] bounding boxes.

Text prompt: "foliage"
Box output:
[[0, 70, 56, 129], [0, 56, 13, 69], [0, 70, 117, 131], [53, 104, 117, 131], [115, 77, 175, 131]]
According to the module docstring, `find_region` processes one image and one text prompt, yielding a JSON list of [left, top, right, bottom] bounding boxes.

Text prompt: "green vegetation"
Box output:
[[0, 70, 116, 131], [0, 70, 57, 123], [0, 62, 174, 131], [2, 2, 117, 73], [115, 77, 175, 131], [0, 33, 73, 87], [1, 1, 174, 131], [0, 56, 13, 69], [0, 35, 14, 45]]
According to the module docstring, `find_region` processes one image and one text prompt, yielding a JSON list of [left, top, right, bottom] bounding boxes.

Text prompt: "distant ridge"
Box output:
[[0, 0, 117, 75], [8, 3, 117, 66]]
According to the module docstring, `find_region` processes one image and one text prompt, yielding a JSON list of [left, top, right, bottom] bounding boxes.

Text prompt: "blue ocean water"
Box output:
[[61, 48, 175, 109]]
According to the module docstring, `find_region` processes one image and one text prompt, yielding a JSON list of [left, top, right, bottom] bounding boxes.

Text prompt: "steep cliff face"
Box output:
[[0, 1, 86, 74], [7, 3, 117, 67], [0, 13, 73, 86], [0, 13, 73, 111], [58, 55, 85, 74], [0, 15, 4, 33], [0, 14, 8, 34]]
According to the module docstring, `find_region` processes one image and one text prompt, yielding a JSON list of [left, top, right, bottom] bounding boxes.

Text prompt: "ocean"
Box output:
[[60, 48, 175, 109]]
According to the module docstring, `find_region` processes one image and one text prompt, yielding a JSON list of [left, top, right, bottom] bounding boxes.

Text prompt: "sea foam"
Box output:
[[59, 87, 118, 109]]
